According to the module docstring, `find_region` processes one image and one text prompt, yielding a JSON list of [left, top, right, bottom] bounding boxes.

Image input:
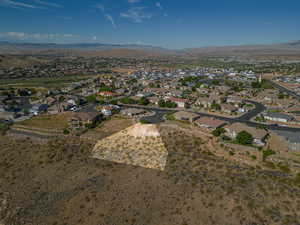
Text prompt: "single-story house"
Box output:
[[195, 95, 221, 108], [101, 105, 119, 116], [168, 97, 187, 108], [148, 97, 160, 105], [69, 112, 102, 129], [121, 108, 146, 117], [0, 104, 5, 112], [263, 113, 294, 123], [173, 111, 200, 122], [221, 104, 238, 114], [0, 111, 15, 120], [98, 91, 118, 98], [29, 104, 49, 115], [225, 122, 268, 146], [194, 117, 226, 129]]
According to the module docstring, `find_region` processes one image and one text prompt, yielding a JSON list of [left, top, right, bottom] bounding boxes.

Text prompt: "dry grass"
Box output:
[[16, 112, 73, 131], [83, 117, 135, 140], [1, 124, 300, 225]]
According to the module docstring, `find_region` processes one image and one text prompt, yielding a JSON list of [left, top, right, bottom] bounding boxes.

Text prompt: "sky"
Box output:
[[0, 0, 300, 49]]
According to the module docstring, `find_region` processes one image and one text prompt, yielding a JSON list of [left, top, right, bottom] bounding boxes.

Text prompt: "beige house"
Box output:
[[194, 117, 226, 129], [173, 111, 200, 122], [69, 112, 102, 130], [225, 123, 268, 146]]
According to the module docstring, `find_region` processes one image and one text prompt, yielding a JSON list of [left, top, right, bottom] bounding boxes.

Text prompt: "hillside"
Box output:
[[92, 123, 168, 170], [1, 123, 300, 225]]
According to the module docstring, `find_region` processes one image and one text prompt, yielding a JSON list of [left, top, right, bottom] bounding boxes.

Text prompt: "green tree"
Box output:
[[86, 95, 97, 104], [212, 127, 225, 137], [236, 131, 253, 145], [139, 97, 150, 106], [211, 101, 221, 111], [158, 99, 166, 107], [120, 97, 136, 104]]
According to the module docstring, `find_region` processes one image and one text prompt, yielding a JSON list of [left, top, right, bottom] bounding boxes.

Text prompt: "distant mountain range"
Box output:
[[0, 41, 167, 52], [0, 40, 300, 60]]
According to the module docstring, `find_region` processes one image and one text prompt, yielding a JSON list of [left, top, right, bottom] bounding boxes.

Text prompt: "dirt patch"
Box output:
[[92, 123, 168, 170]]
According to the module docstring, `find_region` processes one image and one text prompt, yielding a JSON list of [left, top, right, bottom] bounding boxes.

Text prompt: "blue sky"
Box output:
[[0, 0, 300, 49]]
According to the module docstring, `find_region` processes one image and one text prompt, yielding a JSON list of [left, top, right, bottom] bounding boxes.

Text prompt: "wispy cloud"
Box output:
[[263, 21, 273, 25], [128, 0, 140, 3], [105, 14, 117, 29], [120, 7, 152, 23], [96, 3, 105, 12], [32, 0, 62, 8], [0, 31, 80, 40], [155, 2, 163, 10], [0, 0, 62, 9], [96, 4, 117, 29], [0, 0, 39, 9]]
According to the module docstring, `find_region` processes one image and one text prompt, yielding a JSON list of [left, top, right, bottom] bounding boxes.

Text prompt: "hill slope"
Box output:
[[1, 124, 300, 225]]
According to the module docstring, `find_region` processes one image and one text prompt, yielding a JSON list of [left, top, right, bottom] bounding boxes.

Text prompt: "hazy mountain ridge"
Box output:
[[0, 40, 300, 60]]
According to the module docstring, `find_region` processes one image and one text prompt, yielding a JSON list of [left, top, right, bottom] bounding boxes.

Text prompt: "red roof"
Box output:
[[169, 97, 187, 103], [99, 91, 118, 96]]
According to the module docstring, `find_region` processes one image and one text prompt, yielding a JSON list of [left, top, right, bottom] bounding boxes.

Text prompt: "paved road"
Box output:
[[124, 104, 300, 132], [266, 80, 300, 100]]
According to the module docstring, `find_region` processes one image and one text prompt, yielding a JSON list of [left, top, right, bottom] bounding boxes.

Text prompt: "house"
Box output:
[[226, 96, 242, 105], [263, 113, 294, 123], [47, 104, 62, 115], [273, 130, 300, 151], [0, 111, 15, 121], [195, 95, 221, 108], [45, 97, 56, 105], [101, 105, 120, 116], [194, 117, 226, 129], [98, 91, 118, 98], [148, 97, 160, 105], [69, 112, 102, 129], [136, 92, 154, 98], [168, 90, 183, 97], [168, 97, 187, 108], [29, 104, 49, 115], [173, 111, 200, 122], [221, 104, 237, 114], [0, 104, 5, 112], [225, 122, 268, 146], [121, 108, 146, 117]]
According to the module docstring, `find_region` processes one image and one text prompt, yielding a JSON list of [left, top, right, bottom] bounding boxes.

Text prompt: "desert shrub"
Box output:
[[0, 121, 9, 136], [63, 129, 70, 135], [277, 163, 291, 173], [140, 119, 150, 124], [264, 161, 276, 169], [262, 149, 276, 161]]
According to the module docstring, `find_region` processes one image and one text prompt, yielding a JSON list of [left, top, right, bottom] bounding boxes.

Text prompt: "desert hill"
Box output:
[[0, 123, 300, 225], [92, 123, 168, 170]]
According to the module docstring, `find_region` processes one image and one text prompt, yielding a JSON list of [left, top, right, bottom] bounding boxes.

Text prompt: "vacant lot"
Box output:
[[0, 75, 93, 88], [16, 112, 73, 132], [82, 116, 136, 140]]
